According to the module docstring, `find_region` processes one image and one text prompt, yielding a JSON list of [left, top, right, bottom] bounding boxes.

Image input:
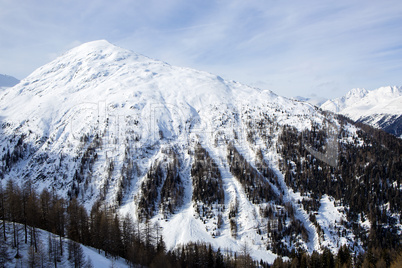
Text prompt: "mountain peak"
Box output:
[[321, 86, 402, 114], [376, 85, 401, 96], [18, 39, 153, 96], [70, 40, 120, 53], [1, 40, 280, 133], [81, 39, 113, 47], [321, 85, 402, 136], [61, 39, 143, 62], [0, 41, 400, 263], [345, 88, 369, 99]]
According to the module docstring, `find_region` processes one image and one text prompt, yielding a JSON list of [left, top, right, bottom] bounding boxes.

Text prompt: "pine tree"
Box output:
[[85, 256, 94, 268], [27, 245, 40, 268], [322, 247, 335, 268], [48, 232, 61, 267], [0, 184, 6, 241], [121, 213, 134, 257], [68, 240, 86, 268], [390, 251, 402, 268], [109, 214, 123, 257], [27, 241, 46, 268], [240, 242, 253, 268], [216, 248, 224, 268], [336, 245, 351, 268], [207, 244, 214, 268], [0, 237, 10, 267], [39, 188, 52, 231], [26, 187, 39, 251]]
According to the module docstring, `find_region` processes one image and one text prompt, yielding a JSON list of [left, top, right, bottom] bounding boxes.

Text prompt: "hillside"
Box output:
[[0, 221, 129, 267], [0, 40, 400, 264]]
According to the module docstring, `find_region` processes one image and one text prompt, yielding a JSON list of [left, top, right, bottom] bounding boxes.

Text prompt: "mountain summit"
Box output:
[[0, 40, 320, 261], [0, 40, 400, 263], [321, 86, 402, 137], [2, 40, 279, 135]]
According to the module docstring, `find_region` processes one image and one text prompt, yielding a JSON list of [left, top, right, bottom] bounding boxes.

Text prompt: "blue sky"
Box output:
[[1, 0, 402, 98]]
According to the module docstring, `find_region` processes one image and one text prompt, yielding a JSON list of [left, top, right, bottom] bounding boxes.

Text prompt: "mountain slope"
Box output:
[[321, 86, 402, 137], [0, 222, 129, 268], [0, 40, 400, 262]]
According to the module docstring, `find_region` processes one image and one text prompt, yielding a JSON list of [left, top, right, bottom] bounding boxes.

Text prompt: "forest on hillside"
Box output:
[[1, 160, 401, 267]]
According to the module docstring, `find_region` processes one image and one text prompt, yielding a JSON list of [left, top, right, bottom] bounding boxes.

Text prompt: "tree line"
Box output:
[[191, 142, 224, 232], [271, 245, 402, 268], [278, 118, 401, 256], [0, 178, 263, 267]]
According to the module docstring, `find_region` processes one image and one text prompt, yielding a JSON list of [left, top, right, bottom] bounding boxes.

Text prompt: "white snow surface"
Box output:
[[321, 86, 402, 121], [315, 195, 352, 253], [0, 40, 364, 262], [1, 222, 129, 268]]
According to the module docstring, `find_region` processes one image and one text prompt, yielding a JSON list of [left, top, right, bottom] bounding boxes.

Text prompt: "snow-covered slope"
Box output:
[[1, 40, 395, 262], [0, 222, 129, 268], [321, 86, 402, 137]]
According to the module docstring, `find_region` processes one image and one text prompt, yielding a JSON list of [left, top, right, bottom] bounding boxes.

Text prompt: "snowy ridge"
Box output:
[[0, 40, 373, 262], [321, 86, 401, 118], [321, 86, 402, 136]]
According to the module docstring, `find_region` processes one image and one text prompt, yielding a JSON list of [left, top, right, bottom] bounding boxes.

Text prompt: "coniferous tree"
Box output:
[[68, 240, 86, 268], [0, 185, 6, 241], [0, 237, 10, 267]]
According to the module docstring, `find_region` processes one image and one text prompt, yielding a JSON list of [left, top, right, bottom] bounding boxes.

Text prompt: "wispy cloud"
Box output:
[[0, 0, 401, 98]]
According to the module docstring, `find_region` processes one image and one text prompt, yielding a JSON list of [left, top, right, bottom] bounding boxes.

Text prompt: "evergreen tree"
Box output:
[[68, 240, 86, 268], [0, 238, 10, 267]]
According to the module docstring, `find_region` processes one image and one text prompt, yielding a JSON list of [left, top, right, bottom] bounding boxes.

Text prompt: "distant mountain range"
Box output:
[[0, 73, 19, 87], [320, 86, 402, 137]]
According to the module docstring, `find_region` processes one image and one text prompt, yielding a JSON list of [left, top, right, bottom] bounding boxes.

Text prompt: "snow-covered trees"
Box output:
[[191, 142, 224, 229], [68, 240, 85, 268], [0, 237, 10, 266], [227, 143, 276, 204], [278, 121, 402, 251], [138, 149, 184, 220]]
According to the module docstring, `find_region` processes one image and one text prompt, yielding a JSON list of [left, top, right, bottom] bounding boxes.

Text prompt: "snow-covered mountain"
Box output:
[[321, 86, 402, 137], [293, 95, 327, 107], [0, 74, 19, 88], [0, 40, 400, 263]]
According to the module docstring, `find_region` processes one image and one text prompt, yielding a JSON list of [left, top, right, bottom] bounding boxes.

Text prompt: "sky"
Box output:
[[1, 0, 402, 99]]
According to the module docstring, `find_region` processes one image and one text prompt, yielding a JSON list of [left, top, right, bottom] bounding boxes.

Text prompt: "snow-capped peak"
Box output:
[[2, 39, 284, 130], [321, 86, 402, 116], [72, 39, 115, 49], [345, 88, 369, 99], [320, 86, 402, 136], [375, 85, 402, 96]]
